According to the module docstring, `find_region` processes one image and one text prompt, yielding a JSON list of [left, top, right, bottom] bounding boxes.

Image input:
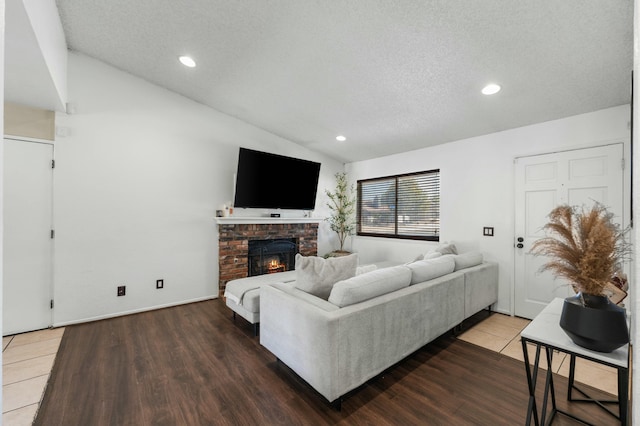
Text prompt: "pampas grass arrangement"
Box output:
[[531, 203, 631, 297]]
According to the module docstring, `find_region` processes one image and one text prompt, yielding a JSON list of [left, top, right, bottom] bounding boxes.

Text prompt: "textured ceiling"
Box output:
[[55, 1, 633, 163]]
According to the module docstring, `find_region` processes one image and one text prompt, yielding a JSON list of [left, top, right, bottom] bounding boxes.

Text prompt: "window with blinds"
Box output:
[[357, 169, 440, 240]]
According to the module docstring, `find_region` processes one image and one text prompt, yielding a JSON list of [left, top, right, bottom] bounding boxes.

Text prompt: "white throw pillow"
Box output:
[[406, 256, 456, 285], [356, 264, 378, 275], [434, 242, 458, 255], [328, 265, 411, 307], [295, 253, 358, 299], [453, 252, 484, 271]]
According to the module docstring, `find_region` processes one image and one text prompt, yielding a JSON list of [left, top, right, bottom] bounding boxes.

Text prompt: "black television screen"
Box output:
[[233, 148, 321, 210]]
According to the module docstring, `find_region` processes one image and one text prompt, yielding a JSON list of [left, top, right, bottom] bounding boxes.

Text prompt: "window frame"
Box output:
[[356, 169, 440, 241]]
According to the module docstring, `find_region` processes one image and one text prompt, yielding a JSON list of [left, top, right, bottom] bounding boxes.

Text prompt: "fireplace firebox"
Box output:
[[248, 239, 297, 276]]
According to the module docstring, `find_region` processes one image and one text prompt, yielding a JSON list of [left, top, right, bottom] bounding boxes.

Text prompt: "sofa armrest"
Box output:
[[463, 262, 499, 318], [260, 284, 342, 402]]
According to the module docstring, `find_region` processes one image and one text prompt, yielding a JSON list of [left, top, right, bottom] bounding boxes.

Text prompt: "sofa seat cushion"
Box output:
[[238, 288, 261, 312], [224, 270, 297, 306], [328, 265, 411, 307], [295, 253, 358, 299], [406, 256, 455, 285]]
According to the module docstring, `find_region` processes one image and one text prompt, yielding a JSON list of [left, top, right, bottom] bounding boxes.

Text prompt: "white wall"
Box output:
[[632, 0, 639, 422], [22, 0, 67, 106], [347, 105, 631, 314], [52, 52, 343, 326], [5, 0, 66, 111], [1, 0, 6, 412]]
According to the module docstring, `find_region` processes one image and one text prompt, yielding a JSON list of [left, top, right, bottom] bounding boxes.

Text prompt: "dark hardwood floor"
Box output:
[[35, 299, 619, 425]]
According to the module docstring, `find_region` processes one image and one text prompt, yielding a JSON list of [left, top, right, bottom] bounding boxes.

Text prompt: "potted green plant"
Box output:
[[325, 172, 356, 256], [531, 203, 631, 352]]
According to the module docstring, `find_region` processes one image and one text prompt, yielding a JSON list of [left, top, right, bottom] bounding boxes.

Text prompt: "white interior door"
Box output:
[[3, 138, 54, 335], [514, 144, 624, 319]]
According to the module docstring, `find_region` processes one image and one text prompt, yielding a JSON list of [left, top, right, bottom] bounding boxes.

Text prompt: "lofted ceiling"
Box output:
[[53, 1, 633, 163]]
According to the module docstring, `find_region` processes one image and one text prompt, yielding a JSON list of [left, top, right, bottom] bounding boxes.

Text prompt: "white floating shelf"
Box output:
[[215, 217, 322, 225]]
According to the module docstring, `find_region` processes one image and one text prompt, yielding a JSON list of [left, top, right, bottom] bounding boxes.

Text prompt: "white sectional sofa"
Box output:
[[259, 254, 498, 406]]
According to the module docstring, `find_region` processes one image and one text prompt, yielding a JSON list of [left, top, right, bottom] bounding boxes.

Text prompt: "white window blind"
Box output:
[[357, 170, 440, 240]]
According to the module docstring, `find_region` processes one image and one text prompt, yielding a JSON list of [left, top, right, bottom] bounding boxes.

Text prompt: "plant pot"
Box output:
[[559, 293, 629, 353]]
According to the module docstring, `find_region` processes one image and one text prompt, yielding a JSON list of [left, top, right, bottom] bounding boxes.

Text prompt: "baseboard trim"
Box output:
[[493, 307, 511, 316], [53, 295, 218, 328]]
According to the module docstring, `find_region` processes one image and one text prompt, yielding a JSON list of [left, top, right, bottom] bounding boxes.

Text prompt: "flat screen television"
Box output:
[[233, 148, 321, 210]]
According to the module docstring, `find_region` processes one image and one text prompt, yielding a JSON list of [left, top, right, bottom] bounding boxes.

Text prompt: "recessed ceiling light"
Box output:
[[482, 83, 501, 95], [336, 135, 346, 142], [179, 56, 196, 68]]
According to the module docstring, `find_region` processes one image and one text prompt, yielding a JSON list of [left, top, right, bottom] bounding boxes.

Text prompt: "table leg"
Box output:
[[567, 354, 576, 401], [522, 338, 540, 426], [541, 347, 558, 424], [618, 366, 628, 425]]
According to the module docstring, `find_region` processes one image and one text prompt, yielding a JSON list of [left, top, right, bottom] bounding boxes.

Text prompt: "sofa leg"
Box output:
[[253, 323, 259, 336], [233, 312, 236, 321], [331, 397, 342, 411]]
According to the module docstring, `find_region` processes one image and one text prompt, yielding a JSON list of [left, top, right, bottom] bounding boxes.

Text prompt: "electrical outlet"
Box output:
[[117, 285, 126, 296], [156, 279, 164, 289], [483, 227, 494, 237]]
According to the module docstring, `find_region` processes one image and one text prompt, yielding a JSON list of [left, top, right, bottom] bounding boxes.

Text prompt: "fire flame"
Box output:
[[267, 259, 285, 273]]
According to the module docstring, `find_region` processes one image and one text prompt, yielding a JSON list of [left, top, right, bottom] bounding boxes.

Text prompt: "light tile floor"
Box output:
[[2, 328, 64, 426], [458, 312, 619, 396]]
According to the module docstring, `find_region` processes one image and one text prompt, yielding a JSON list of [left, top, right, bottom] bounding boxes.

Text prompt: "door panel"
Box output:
[[514, 144, 624, 319], [3, 138, 53, 335]]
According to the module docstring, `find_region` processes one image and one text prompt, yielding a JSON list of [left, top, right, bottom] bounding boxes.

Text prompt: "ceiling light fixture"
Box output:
[[336, 135, 346, 142], [179, 56, 196, 68], [482, 83, 501, 95]]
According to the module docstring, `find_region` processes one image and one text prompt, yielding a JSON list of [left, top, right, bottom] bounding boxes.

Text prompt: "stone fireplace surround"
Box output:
[[217, 218, 320, 297]]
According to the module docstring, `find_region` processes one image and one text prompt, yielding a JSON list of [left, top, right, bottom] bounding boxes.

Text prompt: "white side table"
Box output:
[[520, 297, 629, 425]]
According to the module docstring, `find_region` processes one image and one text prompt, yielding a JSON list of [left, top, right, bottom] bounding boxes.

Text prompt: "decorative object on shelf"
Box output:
[[531, 203, 631, 353], [604, 271, 629, 305], [325, 172, 356, 255], [224, 201, 234, 217]]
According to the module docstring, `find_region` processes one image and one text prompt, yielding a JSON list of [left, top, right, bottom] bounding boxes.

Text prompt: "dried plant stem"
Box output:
[[530, 203, 631, 297]]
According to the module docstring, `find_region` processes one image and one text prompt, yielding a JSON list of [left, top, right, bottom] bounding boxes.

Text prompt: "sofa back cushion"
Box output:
[[270, 282, 340, 312], [424, 251, 443, 260], [406, 256, 455, 285], [328, 265, 411, 307], [295, 253, 358, 299], [453, 252, 484, 271]]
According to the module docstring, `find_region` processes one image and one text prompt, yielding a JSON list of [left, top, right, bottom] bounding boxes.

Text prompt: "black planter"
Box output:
[[559, 293, 629, 353]]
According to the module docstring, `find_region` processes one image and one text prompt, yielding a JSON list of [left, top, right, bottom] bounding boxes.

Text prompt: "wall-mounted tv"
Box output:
[[233, 148, 321, 210]]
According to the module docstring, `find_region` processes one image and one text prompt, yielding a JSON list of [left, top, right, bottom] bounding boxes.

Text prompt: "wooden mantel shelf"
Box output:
[[215, 217, 323, 225]]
